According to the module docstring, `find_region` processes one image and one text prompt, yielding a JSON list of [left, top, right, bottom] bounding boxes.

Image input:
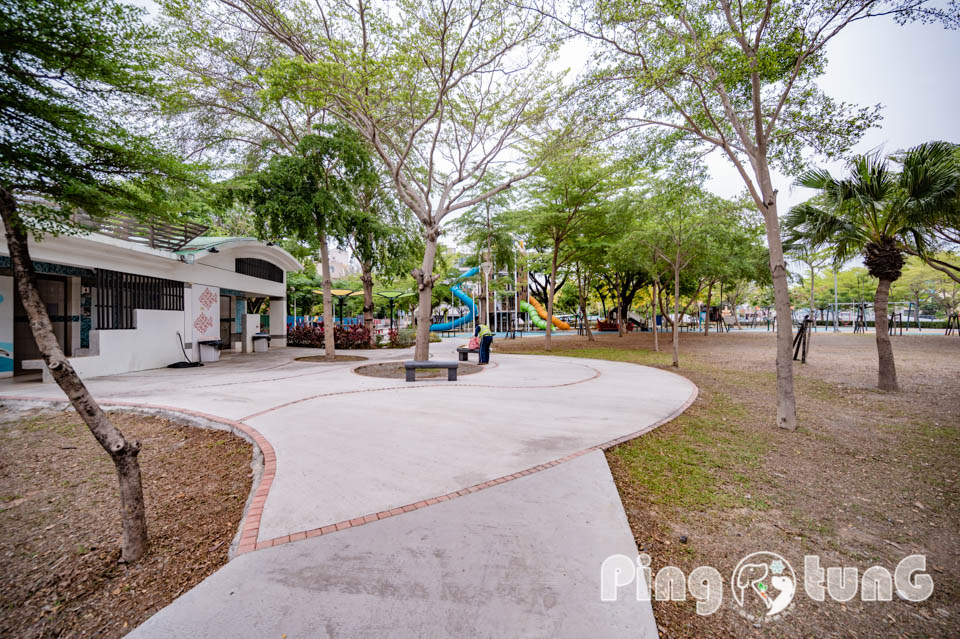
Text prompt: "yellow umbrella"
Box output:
[[312, 289, 364, 324]]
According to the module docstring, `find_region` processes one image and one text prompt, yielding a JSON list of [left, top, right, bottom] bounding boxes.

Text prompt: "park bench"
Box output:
[[455, 346, 478, 362], [404, 360, 459, 382]]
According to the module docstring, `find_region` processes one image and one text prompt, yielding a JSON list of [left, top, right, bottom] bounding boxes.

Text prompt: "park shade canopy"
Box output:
[[312, 289, 364, 324], [375, 290, 416, 331]]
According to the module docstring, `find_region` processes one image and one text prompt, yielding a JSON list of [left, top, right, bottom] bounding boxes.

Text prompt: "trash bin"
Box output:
[[253, 334, 270, 353], [198, 339, 221, 362]]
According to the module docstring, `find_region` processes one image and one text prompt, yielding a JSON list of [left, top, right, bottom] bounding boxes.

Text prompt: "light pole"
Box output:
[[481, 260, 493, 329]]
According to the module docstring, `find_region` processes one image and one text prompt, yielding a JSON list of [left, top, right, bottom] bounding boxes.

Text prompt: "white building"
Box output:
[[0, 216, 299, 381]]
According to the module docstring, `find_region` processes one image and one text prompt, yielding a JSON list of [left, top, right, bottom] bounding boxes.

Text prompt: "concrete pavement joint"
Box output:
[[239, 361, 602, 422], [245, 369, 698, 554], [0, 358, 696, 561]]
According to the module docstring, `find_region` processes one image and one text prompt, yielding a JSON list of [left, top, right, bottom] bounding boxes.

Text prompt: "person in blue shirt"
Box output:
[[474, 323, 493, 365]]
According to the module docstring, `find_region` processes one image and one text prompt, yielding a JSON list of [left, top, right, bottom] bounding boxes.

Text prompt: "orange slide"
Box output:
[[527, 297, 571, 330]]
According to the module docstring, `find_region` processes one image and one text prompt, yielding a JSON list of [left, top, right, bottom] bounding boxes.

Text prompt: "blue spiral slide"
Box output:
[[429, 266, 479, 332]]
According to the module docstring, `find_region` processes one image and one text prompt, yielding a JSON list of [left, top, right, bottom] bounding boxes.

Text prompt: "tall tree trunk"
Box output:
[[413, 227, 440, 361], [615, 279, 624, 338], [545, 243, 557, 352], [672, 265, 680, 367], [577, 264, 594, 342], [703, 281, 713, 336], [652, 281, 660, 352], [758, 185, 798, 430], [0, 191, 148, 562], [658, 285, 674, 329], [874, 279, 899, 391], [594, 286, 607, 317], [318, 233, 336, 361], [360, 258, 374, 347]]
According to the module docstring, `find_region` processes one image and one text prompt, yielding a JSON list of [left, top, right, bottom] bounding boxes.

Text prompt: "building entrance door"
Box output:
[[13, 276, 69, 374]]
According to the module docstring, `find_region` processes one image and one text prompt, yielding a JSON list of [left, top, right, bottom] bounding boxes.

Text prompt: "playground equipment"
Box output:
[[947, 313, 959, 336], [429, 266, 479, 332], [518, 299, 548, 329], [525, 296, 571, 330]]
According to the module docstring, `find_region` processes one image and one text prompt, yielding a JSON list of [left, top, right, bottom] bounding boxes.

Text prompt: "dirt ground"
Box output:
[[497, 330, 960, 638], [0, 409, 252, 638], [294, 354, 369, 363]]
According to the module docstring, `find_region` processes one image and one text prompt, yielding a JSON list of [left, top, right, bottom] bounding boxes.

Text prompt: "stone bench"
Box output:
[[455, 346, 478, 362], [404, 360, 458, 382]]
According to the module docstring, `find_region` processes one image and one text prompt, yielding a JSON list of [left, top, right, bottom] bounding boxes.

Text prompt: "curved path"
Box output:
[[0, 339, 696, 638]]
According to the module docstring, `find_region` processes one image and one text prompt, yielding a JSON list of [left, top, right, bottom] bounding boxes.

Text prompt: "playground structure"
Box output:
[[429, 266, 480, 332], [523, 296, 571, 330], [426, 246, 575, 334]]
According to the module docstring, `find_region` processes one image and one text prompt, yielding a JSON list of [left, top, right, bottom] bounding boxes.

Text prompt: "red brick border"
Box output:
[[0, 395, 276, 556], [248, 374, 700, 552], [0, 369, 698, 557]]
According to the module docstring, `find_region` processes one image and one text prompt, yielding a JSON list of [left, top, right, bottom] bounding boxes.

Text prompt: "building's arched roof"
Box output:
[[176, 237, 301, 272]]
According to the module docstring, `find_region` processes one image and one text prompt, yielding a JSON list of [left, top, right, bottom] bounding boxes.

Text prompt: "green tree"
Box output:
[[891, 258, 941, 328], [243, 123, 377, 360], [0, 0, 199, 562], [545, 0, 959, 429], [182, 0, 568, 361], [454, 184, 520, 325], [785, 142, 960, 391], [632, 182, 729, 367], [597, 199, 652, 337], [788, 246, 834, 322], [345, 180, 421, 341], [514, 151, 622, 350]]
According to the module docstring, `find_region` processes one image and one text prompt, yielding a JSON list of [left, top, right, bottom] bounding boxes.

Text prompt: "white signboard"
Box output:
[[191, 285, 220, 343]]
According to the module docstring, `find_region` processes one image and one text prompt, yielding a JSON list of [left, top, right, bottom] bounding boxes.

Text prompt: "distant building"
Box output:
[[0, 215, 299, 380]]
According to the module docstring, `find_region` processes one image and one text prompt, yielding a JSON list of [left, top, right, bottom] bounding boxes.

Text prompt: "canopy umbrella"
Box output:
[[374, 290, 416, 331], [313, 289, 364, 325]]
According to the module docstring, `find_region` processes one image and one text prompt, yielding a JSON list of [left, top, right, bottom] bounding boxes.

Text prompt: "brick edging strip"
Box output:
[[249, 372, 700, 552], [0, 368, 698, 557], [0, 395, 276, 556]]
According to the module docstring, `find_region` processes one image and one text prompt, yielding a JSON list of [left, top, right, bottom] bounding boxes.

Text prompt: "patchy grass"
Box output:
[[612, 391, 767, 510], [497, 332, 960, 638]]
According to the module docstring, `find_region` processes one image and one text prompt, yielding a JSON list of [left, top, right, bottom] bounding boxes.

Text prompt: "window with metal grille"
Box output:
[[95, 269, 184, 330], [235, 258, 283, 283]]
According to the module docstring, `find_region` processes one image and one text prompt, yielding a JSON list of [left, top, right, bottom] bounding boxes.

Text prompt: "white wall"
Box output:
[[68, 309, 186, 380]]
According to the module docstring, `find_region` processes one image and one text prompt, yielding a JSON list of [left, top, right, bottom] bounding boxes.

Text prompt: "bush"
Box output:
[[388, 328, 415, 348], [287, 324, 372, 349], [287, 324, 323, 348], [384, 327, 443, 348]]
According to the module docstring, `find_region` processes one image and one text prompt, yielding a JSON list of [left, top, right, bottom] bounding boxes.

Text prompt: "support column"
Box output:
[[269, 296, 287, 347]]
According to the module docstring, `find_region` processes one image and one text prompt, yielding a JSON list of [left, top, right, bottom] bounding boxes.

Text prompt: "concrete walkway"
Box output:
[[0, 339, 696, 638]]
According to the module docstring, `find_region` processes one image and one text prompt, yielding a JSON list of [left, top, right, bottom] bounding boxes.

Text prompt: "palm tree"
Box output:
[[785, 142, 959, 391]]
